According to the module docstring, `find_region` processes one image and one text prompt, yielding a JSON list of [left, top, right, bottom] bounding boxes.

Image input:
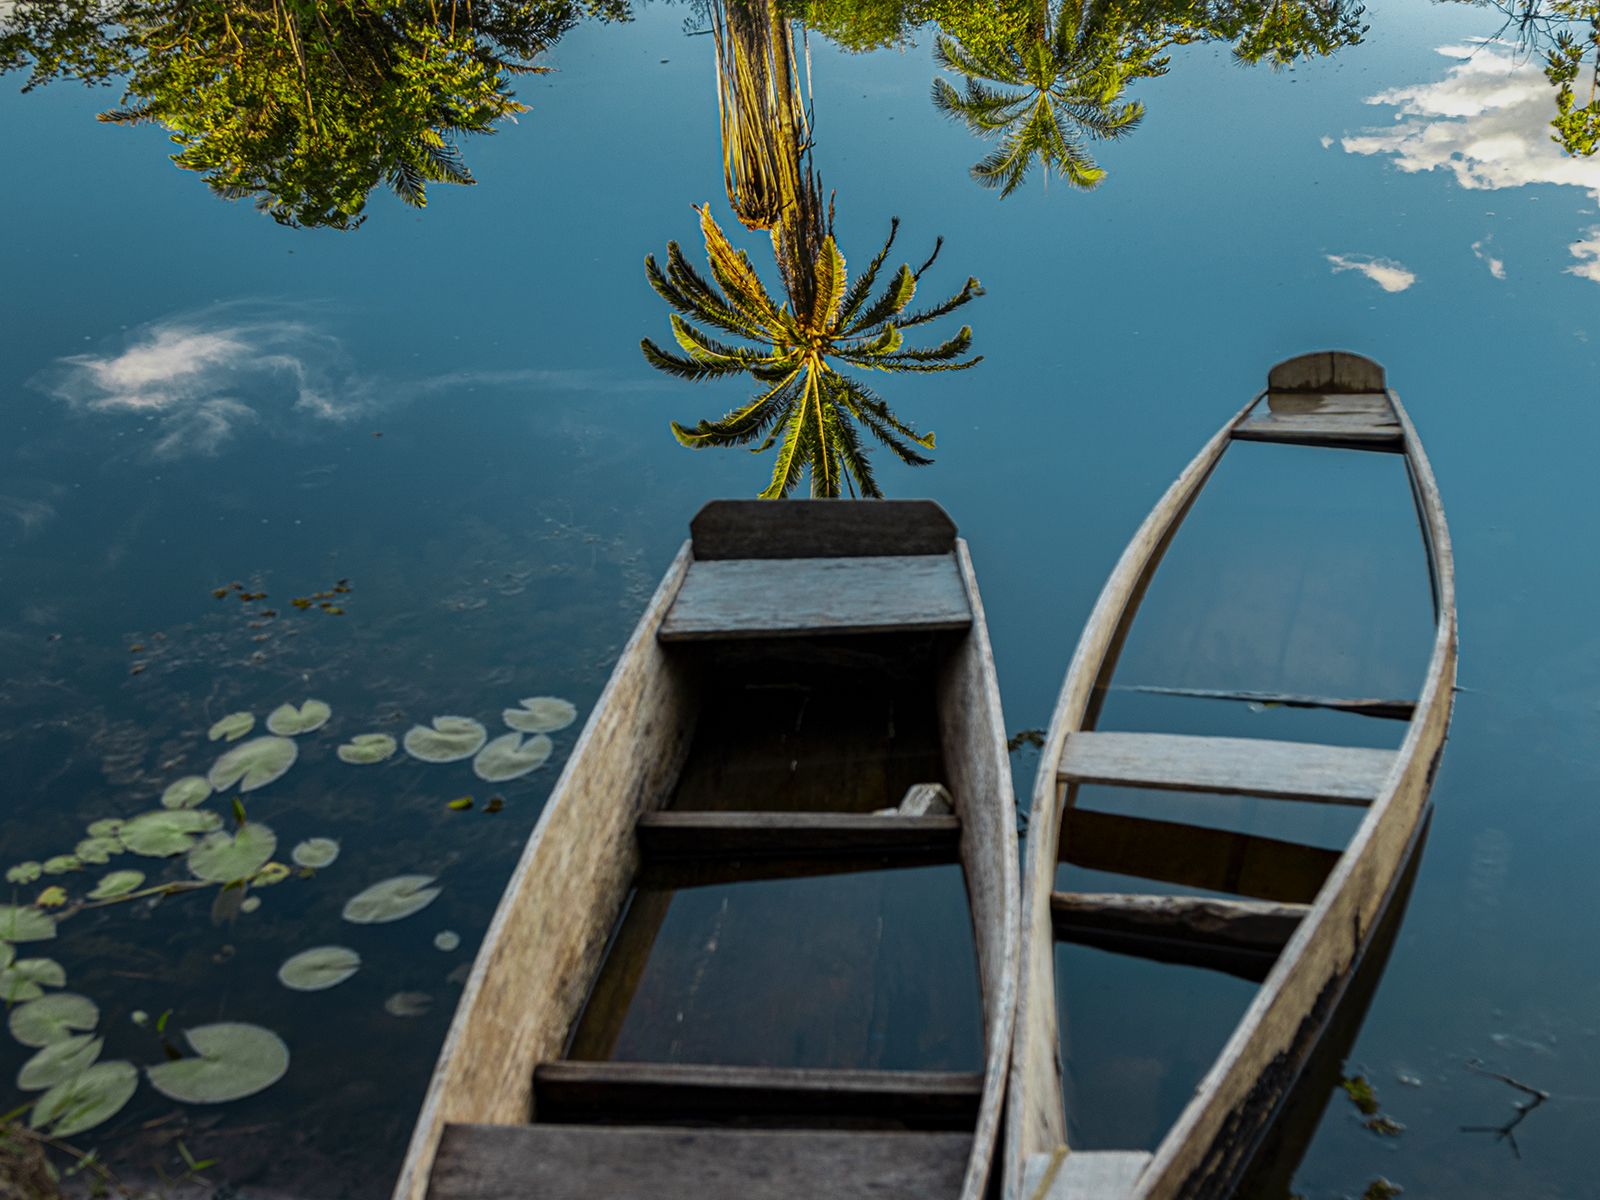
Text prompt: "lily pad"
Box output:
[[74, 837, 122, 865], [503, 696, 578, 734], [1, 958, 66, 1003], [291, 838, 339, 869], [384, 992, 432, 1017], [88, 870, 145, 901], [209, 712, 255, 742], [119, 809, 223, 857], [161, 776, 213, 810], [0, 906, 56, 943], [472, 733, 552, 782], [342, 875, 441, 925], [41, 856, 80, 876], [266, 700, 331, 736], [188, 824, 277, 884], [86, 818, 124, 838], [146, 1022, 289, 1104], [9, 993, 99, 1047], [5, 863, 41, 885], [252, 862, 290, 887], [209, 736, 298, 793], [336, 733, 396, 765], [277, 946, 361, 992], [433, 930, 460, 952], [31, 1060, 138, 1138], [0, 944, 11, 970], [403, 717, 487, 764], [240, 896, 262, 914], [18, 1034, 102, 1090]]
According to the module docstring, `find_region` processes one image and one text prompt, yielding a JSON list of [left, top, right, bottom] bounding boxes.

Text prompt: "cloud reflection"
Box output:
[[1326, 253, 1417, 293]]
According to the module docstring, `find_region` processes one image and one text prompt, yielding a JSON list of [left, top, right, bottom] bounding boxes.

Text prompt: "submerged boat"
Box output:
[[396, 500, 1018, 1200], [1006, 352, 1457, 1200]]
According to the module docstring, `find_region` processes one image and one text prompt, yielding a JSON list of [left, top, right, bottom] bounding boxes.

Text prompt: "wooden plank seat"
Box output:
[[1050, 892, 1309, 982], [532, 1062, 984, 1129], [1022, 1150, 1153, 1200], [636, 812, 962, 862], [1059, 809, 1339, 905], [1232, 411, 1402, 450], [428, 1124, 974, 1200], [658, 555, 972, 642], [1058, 731, 1395, 805]]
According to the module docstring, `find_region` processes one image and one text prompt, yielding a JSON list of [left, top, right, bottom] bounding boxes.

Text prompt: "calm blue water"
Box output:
[[3, 1, 1599, 1195]]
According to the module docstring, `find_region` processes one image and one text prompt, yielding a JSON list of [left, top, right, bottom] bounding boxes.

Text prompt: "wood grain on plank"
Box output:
[[1232, 416, 1403, 449], [1050, 892, 1307, 982], [690, 499, 958, 560], [660, 555, 972, 641], [636, 812, 962, 861], [1059, 732, 1394, 805], [1266, 350, 1386, 394], [429, 1124, 973, 1200], [1024, 1150, 1153, 1200]]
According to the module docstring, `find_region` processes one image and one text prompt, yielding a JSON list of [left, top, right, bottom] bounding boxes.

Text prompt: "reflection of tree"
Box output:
[[715, 0, 815, 229], [0, 0, 600, 228], [1468, 0, 1600, 154]]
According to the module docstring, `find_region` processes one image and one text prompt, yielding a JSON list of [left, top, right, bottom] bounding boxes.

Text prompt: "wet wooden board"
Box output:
[[1059, 732, 1395, 805], [1050, 892, 1308, 982], [689, 499, 958, 560], [1060, 808, 1339, 905], [659, 555, 972, 641], [636, 812, 962, 861], [1023, 1150, 1154, 1200], [533, 1061, 984, 1127], [1232, 415, 1402, 450], [429, 1124, 973, 1200]]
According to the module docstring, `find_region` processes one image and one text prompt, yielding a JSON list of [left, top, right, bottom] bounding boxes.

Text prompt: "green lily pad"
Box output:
[[0, 944, 12, 970], [18, 1034, 103, 1090], [1, 958, 66, 1003], [473, 732, 552, 782], [86, 818, 124, 838], [188, 824, 277, 884], [290, 838, 339, 869], [266, 700, 331, 736], [342, 875, 441, 925], [5, 863, 41, 885], [0, 906, 56, 943], [384, 992, 432, 1017], [31, 1060, 138, 1138], [503, 696, 578, 734], [336, 733, 397, 765], [9, 993, 99, 1047], [403, 717, 487, 764], [88, 870, 146, 900], [74, 837, 122, 866], [161, 775, 213, 810], [208, 712, 255, 742], [433, 930, 460, 952], [145, 1022, 289, 1104], [252, 862, 291, 886], [277, 946, 361, 992], [209, 736, 298, 793], [119, 809, 224, 857], [41, 856, 80, 876], [240, 896, 261, 914]]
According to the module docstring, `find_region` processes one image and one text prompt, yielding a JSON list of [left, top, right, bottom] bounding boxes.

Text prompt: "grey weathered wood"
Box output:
[[635, 812, 963, 862], [1232, 415, 1403, 449], [1266, 350, 1386, 394], [659, 554, 972, 641], [429, 1124, 974, 1200], [1263, 393, 1392, 417], [1022, 1150, 1153, 1200], [690, 499, 958, 560], [1059, 731, 1394, 805], [533, 1061, 984, 1127], [1050, 892, 1308, 982], [1119, 685, 1414, 721], [1059, 809, 1339, 905]]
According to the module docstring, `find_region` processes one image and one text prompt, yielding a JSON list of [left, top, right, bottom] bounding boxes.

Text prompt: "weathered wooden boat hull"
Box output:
[[396, 501, 1018, 1200], [1006, 352, 1457, 1200]]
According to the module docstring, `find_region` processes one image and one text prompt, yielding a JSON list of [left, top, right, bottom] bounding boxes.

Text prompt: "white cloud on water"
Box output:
[[1326, 253, 1417, 293], [1472, 239, 1507, 279], [1569, 228, 1600, 282]]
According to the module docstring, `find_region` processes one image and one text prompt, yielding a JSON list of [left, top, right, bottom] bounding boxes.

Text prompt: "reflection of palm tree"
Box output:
[[713, 0, 815, 230], [931, 0, 1168, 195], [641, 205, 982, 498]]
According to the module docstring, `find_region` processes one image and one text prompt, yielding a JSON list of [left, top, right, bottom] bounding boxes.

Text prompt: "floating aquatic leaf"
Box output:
[[433, 931, 460, 952], [447, 796, 473, 811], [240, 896, 261, 914], [290, 838, 339, 869], [384, 992, 432, 1017], [74, 837, 122, 865], [131, 1011, 149, 1027], [18, 1034, 102, 1090], [342, 875, 440, 925], [161, 776, 213, 810], [146, 1023, 290, 1104], [484, 796, 504, 813], [1, 958, 66, 1003], [85, 819, 123, 838], [252, 862, 291, 886], [34, 887, 66, 909], [336, 733, 396, 765], [472, 733, 552, 782], [119, 810, 224, 857], [0, 905, 56, 943], [5, 862, 41, 885], [208, 712, 255, 742], [41, 856, 80, 876], [188, 824, 277, 884], [403, 717, 487, 764], [503, 697, 578, 734], [277, 946, 360, 992], [9, 993, 98, 1047], [88, 870, 145, 900], [30, 1060, 138, 1138], [266, 700, 331, 736], [209, 736, 298, 793], [0, 944, 11, 969]]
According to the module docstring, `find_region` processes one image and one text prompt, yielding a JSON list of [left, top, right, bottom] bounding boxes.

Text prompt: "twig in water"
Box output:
[[1459, 1058, 1550, 1158]]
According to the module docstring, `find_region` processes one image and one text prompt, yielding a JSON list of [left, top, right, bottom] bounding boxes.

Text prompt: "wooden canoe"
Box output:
[[395, 500, 1019, 1200], [1005, 352, 1458, 1200]]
